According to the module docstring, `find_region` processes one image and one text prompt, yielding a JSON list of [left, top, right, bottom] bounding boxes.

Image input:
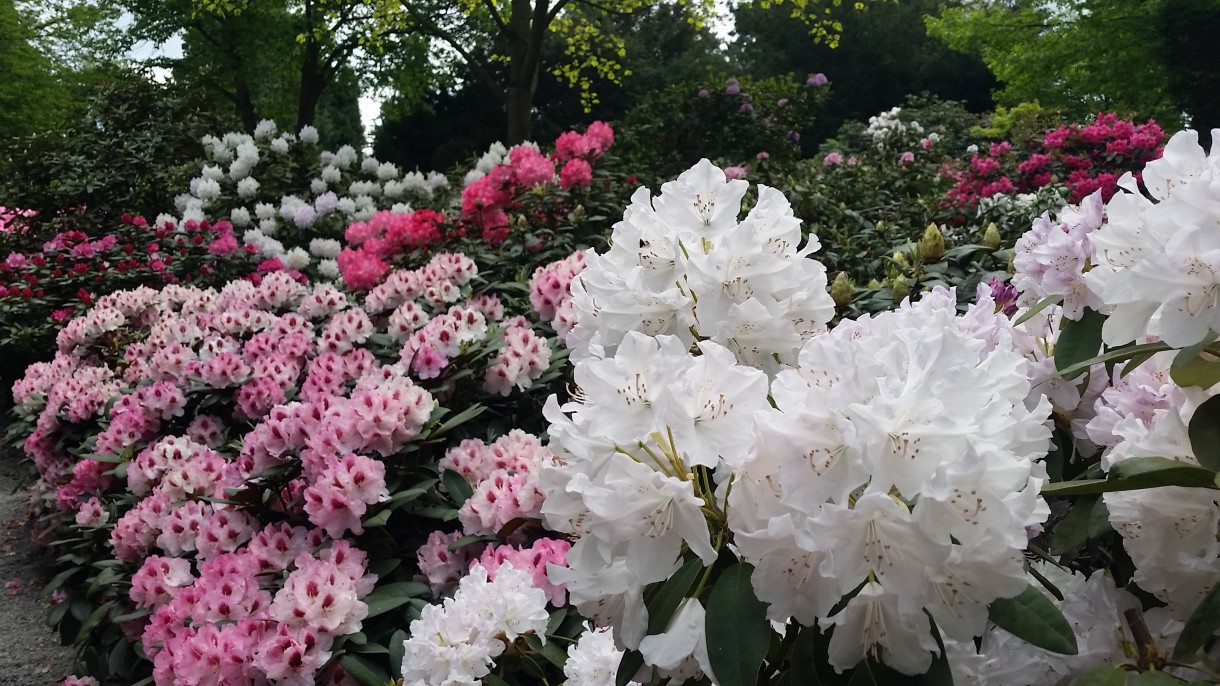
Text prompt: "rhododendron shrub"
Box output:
[[0, 214, 253, 398], [8, 252, 570, 682], [406, 153, 1220, 685], [946, 112, 1166, 209]]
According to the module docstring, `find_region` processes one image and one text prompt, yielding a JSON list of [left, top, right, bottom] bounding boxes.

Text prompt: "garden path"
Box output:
[[0, 463, 76, 685]]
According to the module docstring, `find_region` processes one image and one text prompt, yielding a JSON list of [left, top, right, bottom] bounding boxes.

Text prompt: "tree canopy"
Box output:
[[924, 0, 1219, 128]]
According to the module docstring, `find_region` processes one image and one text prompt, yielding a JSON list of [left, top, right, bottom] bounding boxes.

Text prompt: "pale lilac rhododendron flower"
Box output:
[[1012, 189, 1105, 320]]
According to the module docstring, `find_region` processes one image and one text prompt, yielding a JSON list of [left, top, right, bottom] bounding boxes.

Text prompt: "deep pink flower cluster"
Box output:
[[946, 113, 1165, 206], [335, 209, 450, 290], [460, 123, 615, 244], [529, 251, 587, 341]]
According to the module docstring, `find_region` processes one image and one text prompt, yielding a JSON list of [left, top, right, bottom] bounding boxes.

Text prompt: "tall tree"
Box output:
[[125, 0, 431, 137], [926, 0, 1187, 126]]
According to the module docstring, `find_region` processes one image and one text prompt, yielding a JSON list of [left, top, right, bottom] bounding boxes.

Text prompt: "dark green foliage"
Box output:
[[0, 74, 223, 242], [732, 0, 997, 146]]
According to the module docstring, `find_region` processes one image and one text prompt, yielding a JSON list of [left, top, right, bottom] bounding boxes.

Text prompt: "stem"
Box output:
[[1123, 608, 1159, 671]]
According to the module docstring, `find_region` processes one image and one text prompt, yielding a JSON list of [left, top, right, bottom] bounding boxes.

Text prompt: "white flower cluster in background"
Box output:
[[174, 120, 451, 267], [567, 159, 835, 373], [865, 106, 924, 148], [540, 161, 1056, 680]]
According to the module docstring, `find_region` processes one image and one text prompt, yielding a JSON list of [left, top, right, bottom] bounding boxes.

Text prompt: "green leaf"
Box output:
[[1042, 456, 1219, 496], [433, 403, 487, 437], [616, 649, 646, 686], [388, 629, 407, 674], [1172, 583, 1220, 661], [74, 600, 116, 644], [363, 581, 429, 619], [987, 584, 1077, 655], [362, 508, 391, 528], [705, 562, 771, 686], [645, 556, 704, 636], [1188, 395, 1220, 471], [1050, 494, 1100, 555], [1014, 294, 1062, 325], [524, 633, 569, 669], [1055, 308, 1106, 377], [1072, 664, 1129, 686], [448, 533, 498, 551], [337, 653, 391, 686], [1110, 456, 1218, 489], [1057, 342, 1171, 380], [442, 469, 474, 507], [1171, 336, 1220, 389]]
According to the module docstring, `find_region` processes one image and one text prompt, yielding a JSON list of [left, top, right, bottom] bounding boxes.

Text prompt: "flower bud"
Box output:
[[891, 274, 910, 303], [982, 222, 1002, 250], [866, 278, 883, 290], [887, 251, 909, 280], [919, 224, 945, 261], [571, 204, 586, 223], [830, 272, 855, 307]]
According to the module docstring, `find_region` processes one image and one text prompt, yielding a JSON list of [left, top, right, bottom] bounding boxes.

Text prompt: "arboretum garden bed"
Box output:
[[2, 105, 1219, 685]]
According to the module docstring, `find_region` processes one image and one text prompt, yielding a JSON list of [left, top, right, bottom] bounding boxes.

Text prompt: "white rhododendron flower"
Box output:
[[401, 563, 549, 686], [1086, 128, 1220, 347], [567, 159, 834, 372], [564, 625, 639, 686], [729, 292, 1051, 674]]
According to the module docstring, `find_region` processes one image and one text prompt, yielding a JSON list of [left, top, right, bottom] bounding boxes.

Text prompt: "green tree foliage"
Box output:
[[925, 0, 1191, 127], [124, 0, 428, 139], [732, 0, 996, 146], [1155, 0, 1220, 130], [0, 74, 223, 240], [0, 0, 72, 138], [374, 1, 726, 169]]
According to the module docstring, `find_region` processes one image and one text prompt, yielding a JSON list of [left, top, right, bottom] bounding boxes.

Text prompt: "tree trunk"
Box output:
[[234, 78, 258, 133], [504, 0, 550, 143], [296, 0, 324, 129]]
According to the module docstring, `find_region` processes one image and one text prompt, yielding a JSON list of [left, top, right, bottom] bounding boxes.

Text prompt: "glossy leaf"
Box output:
[[1050, 494, 1100, 555], [1054, 307, 1106, 376], [441, 469, 474, 507], [645, 556, 704, 636], [987, 584, 1077, 655], [705, 562, 771, 686], [1188, 395, 1220, 471]]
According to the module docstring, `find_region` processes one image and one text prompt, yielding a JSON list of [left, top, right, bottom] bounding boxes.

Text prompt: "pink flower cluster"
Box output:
[[136, 539, 375, 685], [528, 251, 586, 341], [484, 322, 552, 396], [336, 209, 448, 290], [947, 113, 1165, 206], [417, 431, 571, 601], [461, 123, 615, 243]]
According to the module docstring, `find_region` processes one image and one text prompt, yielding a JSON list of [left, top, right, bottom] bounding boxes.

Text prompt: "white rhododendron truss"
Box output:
[[540, 160, 1056, 680], [566, 158, 835, 372]]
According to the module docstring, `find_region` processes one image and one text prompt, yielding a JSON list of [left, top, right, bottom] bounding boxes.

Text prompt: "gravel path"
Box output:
[[0, 462, 77, 685]]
